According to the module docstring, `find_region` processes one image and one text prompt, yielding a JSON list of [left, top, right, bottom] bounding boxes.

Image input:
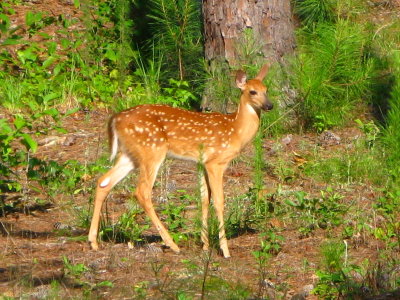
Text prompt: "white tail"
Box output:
[[88, 65, 273, 258]]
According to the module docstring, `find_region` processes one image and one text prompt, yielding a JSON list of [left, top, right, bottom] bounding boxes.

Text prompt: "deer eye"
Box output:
[[249, 90, 257, 95]]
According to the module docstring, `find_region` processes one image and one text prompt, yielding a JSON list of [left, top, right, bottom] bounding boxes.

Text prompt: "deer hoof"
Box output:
[[222, 248, 231, 258], [169, 244, 180, 254], [89, 241, 99, 251]]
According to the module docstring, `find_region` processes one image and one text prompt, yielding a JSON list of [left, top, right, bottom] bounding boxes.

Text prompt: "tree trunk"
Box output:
[[203, 0, 295, 65], [201, 0, 295, 112]]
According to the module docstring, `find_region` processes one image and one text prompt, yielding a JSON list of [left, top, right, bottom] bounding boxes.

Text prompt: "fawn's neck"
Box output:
[[232, 96, 261, 148]]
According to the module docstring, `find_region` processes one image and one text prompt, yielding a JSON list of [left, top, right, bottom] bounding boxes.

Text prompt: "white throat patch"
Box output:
[[245, 103, 257, 116]]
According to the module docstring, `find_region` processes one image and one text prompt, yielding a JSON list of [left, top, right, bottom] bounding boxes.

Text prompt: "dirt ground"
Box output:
[[0, 108, 395, 299]]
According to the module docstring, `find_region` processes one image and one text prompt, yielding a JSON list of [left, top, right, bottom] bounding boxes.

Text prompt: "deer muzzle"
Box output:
[[262, 96, 274, 111]]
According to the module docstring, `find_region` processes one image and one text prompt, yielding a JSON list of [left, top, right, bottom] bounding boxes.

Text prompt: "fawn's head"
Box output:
[[235, 64, 273, 112]]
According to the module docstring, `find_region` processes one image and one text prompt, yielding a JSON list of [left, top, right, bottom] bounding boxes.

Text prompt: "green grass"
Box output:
[[303, 145, 387, 186], [290, 19, 375, 131], [293, 0, 336, 27], [147, 0, 203, 82], [0, 77, 24, 112], [381, 53, 400, 185]]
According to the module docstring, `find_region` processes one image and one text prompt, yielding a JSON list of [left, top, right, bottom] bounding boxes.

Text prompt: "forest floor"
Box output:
[[1, 108, 398, 299]]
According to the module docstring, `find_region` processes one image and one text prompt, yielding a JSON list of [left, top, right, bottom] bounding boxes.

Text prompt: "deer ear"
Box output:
[[255, 64, 269, 81], [235, 70, 247, 90]]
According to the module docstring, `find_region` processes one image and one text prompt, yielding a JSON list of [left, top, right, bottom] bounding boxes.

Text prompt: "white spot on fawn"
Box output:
[[100, 177, 110, 188]]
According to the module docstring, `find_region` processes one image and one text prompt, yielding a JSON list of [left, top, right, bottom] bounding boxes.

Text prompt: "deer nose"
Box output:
[[263, 97, 274, 111]]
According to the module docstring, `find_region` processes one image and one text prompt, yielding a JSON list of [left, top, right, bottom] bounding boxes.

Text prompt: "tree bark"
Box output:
[[203, 0, 295, 65]]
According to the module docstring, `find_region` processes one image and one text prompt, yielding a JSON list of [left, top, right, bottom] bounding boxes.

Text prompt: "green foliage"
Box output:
[[290, 20, 374, 130], [157, 79, 197, 108], [0, 105, 92, 199], [119, 48, 198, 110], [321, 240, 346, 272], [147, 0, 202, 81], [293, 0, 368, 28], [381, 52, 400, 184], [28, 158, 95, 197], [293, 0, 336, 27], [0, 0, 139, 110], [271, 156, 297, 183], [0, 0, 152, 200], [258, 230, 285, 256], [234, 28, 266, 67], [313, 241, 383, 299], [25, 11, 56, 36], [303, 144, 386, 186], [313, 241, 351, 299], [355, 119, 380, 148], [285, 188, 347, 236], [225, 192, 257, 239], [63, 255, 88, 278], [0, 1, 19, 15], [0, 112, 61, 193], [252, 230, 284, 299], [1, 77, 24, 112], [372, 189, 400, 249], [161, 198, 188, 243], [62, 255, 114, 291], [128, 48, 163, 106], [225, 187, 275, 239], [202, 60, 237, 112], [253, 130, 265, 191], [100, 208, 150, 244], [313, 242, 400, 299], [364, 257, 400, 296]]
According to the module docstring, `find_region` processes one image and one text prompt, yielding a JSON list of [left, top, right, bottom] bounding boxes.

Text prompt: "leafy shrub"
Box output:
[[313, 241, 400, 299], [285, 189, 347, 236], [161, 199, 188, 243], [100, 208, 150, 244], [372, 189, 400, 249], [0, 0, 137, 110], [0, 110, 68, 193], [313, 240, 351, 299], [157, 79, 197, 108], [0, 116, 37, 192]]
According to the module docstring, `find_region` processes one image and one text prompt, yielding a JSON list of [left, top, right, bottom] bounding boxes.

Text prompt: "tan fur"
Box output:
[[88, 65, 273, 258]]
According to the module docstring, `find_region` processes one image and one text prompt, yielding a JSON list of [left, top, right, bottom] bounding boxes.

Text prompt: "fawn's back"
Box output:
[[110, 104, 241, 163]]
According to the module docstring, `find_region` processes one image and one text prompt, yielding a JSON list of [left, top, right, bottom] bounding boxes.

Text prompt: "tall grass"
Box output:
[[381, 52, 400, 184], [147, 0, 203, 82], [128, 48, 163, 106], [293, 0, 336, 27], [201, 61, 239, 112], [303, 144, 387, 186], [289, 20, 374, 131], [0, 77, 24, 112], [293, 0, 368, 27]]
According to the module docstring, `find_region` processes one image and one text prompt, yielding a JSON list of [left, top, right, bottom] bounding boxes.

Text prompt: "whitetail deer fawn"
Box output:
[[88, 65, 273, 258]]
